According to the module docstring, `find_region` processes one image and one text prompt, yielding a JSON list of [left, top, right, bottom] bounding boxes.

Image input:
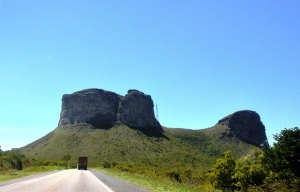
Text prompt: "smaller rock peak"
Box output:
[[218, 110, 260, 125], [218, 110, 268, 148]]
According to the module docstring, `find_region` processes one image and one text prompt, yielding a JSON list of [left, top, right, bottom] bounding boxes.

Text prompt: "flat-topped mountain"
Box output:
[[58, 89, 267, 147], [18, 88, 268, 170], [58, 89, 162, 134]]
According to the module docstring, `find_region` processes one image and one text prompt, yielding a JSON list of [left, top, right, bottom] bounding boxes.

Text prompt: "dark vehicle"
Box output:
[[78, 157, 88, 170]]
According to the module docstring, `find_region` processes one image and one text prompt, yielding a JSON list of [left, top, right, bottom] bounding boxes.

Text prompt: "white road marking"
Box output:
[[88, 171, 115, 192]]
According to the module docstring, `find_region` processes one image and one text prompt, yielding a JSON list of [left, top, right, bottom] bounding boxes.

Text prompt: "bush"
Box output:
[[207, 150, 238, 192], [103, 162, 111, 168], [166, 171, 182, 183]]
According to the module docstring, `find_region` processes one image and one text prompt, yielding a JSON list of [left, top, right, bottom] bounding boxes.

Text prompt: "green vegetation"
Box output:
[[13, 123, 253, 190], [0, 150, 23, 172], [18, 123, 253, 170], [235, 148, 266, 191], [96, 166, 215, 192], [262, 127, 300, 191], [61, 154, 72, 168], [0, 166, 63, 182], [207, 150, 238, 191], [2, 124, 299, 191], [207, 148, 267, 192], [98, 163, 208, 190], [263, 127, 300, 180], [206, 127, 300, 192], [0, 148, 72, 181]]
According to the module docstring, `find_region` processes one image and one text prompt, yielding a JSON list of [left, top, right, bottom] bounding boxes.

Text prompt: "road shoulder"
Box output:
[[0, 170, 63, 187], [90, 169, 150, 192]]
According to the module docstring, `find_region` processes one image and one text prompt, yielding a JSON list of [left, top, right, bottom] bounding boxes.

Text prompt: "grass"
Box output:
[[18, 123, 253, 169], [96, 167, 219, 192], [1, 166, 218, 191], [0, 166, 64, 182], [16, 123, 256, 189]]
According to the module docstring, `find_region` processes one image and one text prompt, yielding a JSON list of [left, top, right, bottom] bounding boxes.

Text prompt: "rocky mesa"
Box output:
[[58, 88, 162, 133], [58, 89, 268, 147]]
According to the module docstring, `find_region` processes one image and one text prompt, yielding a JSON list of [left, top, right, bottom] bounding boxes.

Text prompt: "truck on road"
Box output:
[[78, 157, 88, 170]]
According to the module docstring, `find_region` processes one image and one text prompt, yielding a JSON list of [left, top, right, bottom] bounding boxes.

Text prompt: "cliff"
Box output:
[[58, 88, 162, 133], [217, 110, 268, 147]]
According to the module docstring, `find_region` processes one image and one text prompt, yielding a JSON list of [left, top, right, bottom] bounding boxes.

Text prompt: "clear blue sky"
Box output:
[[1, 1, 299, 151]]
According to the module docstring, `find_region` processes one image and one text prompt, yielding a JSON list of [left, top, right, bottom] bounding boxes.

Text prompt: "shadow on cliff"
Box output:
[[133, 126, 170, 140], [87, 122, 170, 140]]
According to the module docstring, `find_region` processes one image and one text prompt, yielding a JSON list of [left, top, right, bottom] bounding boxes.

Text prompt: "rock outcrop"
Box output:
[[58, 89, 121, 129], [118, 90, 162, 133], [58, 88, 162, 133], [217, 110, 268, 147]]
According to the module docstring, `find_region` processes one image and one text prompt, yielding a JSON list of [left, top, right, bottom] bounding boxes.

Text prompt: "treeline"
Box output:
[[101, 127, 300, 192], [1, 127, 299, 191], [0, 149, 72, 174], [207, 127, 300, 192], [0, 150, 25, 172]]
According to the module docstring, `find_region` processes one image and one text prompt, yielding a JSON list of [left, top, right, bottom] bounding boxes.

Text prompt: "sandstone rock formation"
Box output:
[[58, 89, 121, 129], [118, 90, 162, 133], [58, 88, 162, 133], [217, 110, 268, 147]]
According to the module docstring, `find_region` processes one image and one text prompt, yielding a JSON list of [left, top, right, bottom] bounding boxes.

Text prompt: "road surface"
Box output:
[[0, 169, 149, 192]]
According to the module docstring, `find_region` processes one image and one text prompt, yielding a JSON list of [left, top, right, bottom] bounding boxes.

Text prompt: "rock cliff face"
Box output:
[[58, 89, 162, 133], [58, 89, 121, 129], [118, 90, 162, 133], [217, 110, 268, 147]]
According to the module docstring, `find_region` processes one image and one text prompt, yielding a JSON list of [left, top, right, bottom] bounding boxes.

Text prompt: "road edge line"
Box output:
[[89, 171, 115, 192]]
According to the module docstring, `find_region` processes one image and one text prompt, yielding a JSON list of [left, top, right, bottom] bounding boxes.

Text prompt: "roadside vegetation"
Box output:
[[100, 127, 299, 192], [18, 123, 254, 169], [0, 150, 71, 181], [206, 127, 300, 192], [1, 126, 299, 191], [97, 166, 214, 192]]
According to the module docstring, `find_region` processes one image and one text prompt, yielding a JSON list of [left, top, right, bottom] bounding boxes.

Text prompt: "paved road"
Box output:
[[0, 169, 149, 192]]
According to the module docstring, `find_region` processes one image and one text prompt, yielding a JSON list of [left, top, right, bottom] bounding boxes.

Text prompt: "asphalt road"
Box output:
[[0, 169, 150, 192]]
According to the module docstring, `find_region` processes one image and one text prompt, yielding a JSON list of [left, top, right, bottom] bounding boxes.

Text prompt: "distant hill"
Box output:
[[18, 111, 266, 170]]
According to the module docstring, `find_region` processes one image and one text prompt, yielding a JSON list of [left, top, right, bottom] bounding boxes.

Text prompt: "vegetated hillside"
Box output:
[[18, 123, 254, 170]]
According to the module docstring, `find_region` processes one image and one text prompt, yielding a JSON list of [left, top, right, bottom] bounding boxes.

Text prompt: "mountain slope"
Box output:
[[18, 122, 254, 170]]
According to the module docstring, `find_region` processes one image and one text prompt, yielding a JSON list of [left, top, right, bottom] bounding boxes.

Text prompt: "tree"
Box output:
[[0, 156, 11, 173], [263, 127, 300, 180], [8, 152, 23, 170], [0, 151, 23, 172], [207, 150, 238, 192], [235, 147, 267, 192], [62, 154, 72, 168]]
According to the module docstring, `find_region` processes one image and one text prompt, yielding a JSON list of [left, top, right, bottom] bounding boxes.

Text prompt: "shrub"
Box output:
[[103, 162, 111, 168]]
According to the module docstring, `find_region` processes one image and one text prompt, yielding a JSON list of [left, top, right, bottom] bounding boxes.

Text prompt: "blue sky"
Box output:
[[0, 1, 299, 151]]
